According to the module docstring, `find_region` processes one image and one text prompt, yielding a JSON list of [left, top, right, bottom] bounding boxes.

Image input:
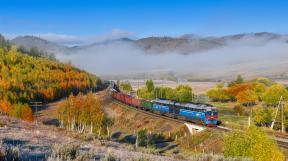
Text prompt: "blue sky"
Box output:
[[1, 0, 288, 41]]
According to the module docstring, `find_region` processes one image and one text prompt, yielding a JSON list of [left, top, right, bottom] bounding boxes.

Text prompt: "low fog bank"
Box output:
[[56, 38, 288, 81]]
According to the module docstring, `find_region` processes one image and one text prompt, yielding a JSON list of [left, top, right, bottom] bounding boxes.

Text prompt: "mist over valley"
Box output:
[[8, 32, 288, 81]]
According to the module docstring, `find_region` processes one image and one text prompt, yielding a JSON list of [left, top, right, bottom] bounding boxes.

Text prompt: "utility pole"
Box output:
[[192, 93, 195, 103], [137, 80, 139, 98], [30, 101, 43, 125], [137, 80, 139, 91], [281, 100, 285, 133], [271, 96, 283, 130], [30, 101, 42, 161], [161, 79, 163, 98], [156, 87, 158, 99], [248, 107, 253, 127]]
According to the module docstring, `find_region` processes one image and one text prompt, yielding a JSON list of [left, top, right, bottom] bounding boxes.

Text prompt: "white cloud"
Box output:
[[4, 33, 19, 40], [36, 33, 79, 44], [83, 29, 135, 45]]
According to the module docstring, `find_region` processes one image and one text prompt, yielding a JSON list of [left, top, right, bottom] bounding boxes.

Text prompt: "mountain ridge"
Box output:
[[9, 32, 288, 55], [11, 36, 69, 54]]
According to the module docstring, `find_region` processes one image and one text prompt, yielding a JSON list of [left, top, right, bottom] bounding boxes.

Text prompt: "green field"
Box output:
[[211, 102, 252, 129]]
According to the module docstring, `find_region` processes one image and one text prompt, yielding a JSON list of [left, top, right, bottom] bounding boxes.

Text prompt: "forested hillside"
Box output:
[[0, 34, 103, 121]]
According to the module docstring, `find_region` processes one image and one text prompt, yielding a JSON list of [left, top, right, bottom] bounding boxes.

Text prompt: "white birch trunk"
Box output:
[[90, 122, 93, 134]]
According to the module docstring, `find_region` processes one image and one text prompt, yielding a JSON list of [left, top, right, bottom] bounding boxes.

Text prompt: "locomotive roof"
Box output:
[[153, 99, 216, 111], [176, 102, 216, 111], [153, 99, 175, 105]]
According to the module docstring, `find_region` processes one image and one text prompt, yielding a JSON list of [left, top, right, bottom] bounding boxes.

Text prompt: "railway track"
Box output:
[[277, 141, 288, 149], [113, 99, 288, 149], [272, 136, 288, 149]]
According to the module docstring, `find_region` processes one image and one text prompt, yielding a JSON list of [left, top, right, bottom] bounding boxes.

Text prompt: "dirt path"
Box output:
[[37, 100, 63, 125]]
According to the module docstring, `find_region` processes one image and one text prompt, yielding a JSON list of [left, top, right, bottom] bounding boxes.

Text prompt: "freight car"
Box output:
[[111, 87, 218, 126]]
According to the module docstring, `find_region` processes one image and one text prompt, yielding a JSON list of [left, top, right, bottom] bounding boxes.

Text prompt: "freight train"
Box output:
[[111, 83, 218, 126]]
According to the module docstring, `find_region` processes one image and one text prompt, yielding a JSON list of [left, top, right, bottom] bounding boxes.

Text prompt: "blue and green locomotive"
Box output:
[[112, 89, 219, 126], [151, 99, 218, 126]]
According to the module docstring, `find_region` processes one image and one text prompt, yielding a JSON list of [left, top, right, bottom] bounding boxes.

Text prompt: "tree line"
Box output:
[[207, 75, 288, 130], [0, 34, 55, 60], [135, 80, 193, 102], [0, 35, 102, 121], [57, 93, 112, 136], [207, 75, 288, 106], [117, 79, 207, 103]]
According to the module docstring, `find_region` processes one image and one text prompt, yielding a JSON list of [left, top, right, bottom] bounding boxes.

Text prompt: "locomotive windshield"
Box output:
[[206, 110, 218, 115]]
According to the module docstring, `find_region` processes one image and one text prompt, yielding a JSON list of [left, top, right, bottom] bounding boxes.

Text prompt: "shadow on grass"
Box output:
[[2, 138, 28, 146], [42, 119, 60, 126], [111, 131, 122, 140], [111, 132, 178, 153], [119, 135, 136, 144], [22, 152, 47, 161]]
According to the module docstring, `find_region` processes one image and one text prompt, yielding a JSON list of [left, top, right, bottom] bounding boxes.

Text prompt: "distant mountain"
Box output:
[[134, 36, 223, 54], [11, 36, 69, 54], [69, 32, 288, 55], [134, 32, 288, 54], [219, 32, 283, 41], [10, 32, 288, 55]]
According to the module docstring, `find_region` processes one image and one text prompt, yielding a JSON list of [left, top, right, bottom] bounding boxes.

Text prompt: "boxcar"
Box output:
[[112, 91, 116, 99], [119, 93, 126, 103], [112, 91, 119, 101], [131, 97, 141, 107], [140, 100, 153, 110], [117, 93, 122, 102], [124, 95, 132, 105]]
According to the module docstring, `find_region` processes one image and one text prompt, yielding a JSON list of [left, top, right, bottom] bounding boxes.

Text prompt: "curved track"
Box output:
[[277, 141, 288, 149]]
